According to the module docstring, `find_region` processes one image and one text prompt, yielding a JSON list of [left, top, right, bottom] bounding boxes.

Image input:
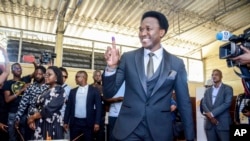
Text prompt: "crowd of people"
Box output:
[[0, 10, 250, 141]]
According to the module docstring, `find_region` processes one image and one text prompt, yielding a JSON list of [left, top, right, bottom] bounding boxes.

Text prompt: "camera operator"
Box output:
[[231, 45, 250, 65], [234, 93, 250, 125]]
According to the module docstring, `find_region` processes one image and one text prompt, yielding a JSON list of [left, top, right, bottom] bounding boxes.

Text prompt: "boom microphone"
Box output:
[[216, 31, 233, 41]]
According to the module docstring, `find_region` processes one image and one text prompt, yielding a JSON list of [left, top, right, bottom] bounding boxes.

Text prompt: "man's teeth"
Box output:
[[142, 38, 149, 42]]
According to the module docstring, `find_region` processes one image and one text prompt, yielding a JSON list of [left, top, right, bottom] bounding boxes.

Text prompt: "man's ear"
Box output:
[[160, 29, 166, 38]]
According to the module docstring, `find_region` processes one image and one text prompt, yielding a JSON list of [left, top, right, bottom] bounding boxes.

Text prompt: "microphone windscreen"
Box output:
[[216, 31, 232, 41]]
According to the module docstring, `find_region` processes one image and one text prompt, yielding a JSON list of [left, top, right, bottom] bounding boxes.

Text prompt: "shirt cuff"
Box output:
[[211, 112, 214, 117], [105, 66, 116, 76]]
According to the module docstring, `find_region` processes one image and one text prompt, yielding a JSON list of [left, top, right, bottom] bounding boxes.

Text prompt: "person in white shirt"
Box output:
[[59, 67, 71, 139], [106, 82, 125, 141], [63, 70, 102, 141], [202, 69, 233, 141]]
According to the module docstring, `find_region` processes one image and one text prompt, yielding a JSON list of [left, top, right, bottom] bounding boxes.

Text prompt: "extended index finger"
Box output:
[[112, 36, 116, 49]]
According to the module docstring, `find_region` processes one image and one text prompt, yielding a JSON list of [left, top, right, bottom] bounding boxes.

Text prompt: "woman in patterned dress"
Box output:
[[27, 66, 66, 140]]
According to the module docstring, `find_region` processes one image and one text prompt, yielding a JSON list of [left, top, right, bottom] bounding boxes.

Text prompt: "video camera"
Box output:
[[219, 27, 250, 67], [242, 100, 250, 114], [219, 27, 250, 96], [40, 51, 56, 65]]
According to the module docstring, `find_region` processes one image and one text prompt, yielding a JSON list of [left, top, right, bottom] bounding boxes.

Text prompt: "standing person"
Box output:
[[234, 93, 250, 125], [91, 70, 106, 141], [3, 63, 33, 141], [63, 70, 102, 141], [15, 65, 48, 140], [102, 11, 194, 141], [91, 70, 102, 94], [106, 82, 125, 141], [59, 67, 71, 139], [27, 66, 65, 140], [59, 67, 71, 101], [202, 69, 233, 141]]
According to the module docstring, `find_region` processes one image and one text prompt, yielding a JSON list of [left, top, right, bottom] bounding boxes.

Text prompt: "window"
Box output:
[[188, 59, 204, 82]]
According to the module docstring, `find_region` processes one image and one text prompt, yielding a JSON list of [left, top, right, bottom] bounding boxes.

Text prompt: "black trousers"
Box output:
[[70, 117, 93, 141]]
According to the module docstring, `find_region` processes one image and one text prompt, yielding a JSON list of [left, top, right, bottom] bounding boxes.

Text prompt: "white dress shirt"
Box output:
[[109, 82, 125, 117], [74, 85, 89, 118], [212, 83, 222, 105]]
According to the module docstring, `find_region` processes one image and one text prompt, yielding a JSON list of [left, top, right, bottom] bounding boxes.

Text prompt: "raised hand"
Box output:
[[104, 37, 120, 69]]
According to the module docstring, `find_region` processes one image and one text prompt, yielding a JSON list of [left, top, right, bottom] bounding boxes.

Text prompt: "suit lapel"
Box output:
[[86, 86, 90, 108], [208, 88, 213, 107], [135, 48, 147, 94], [73, 87, 78, 105], [151, 50, 171, 96]]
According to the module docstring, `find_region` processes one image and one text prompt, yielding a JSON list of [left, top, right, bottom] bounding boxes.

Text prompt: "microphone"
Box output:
[[216, 31, 233, 41]]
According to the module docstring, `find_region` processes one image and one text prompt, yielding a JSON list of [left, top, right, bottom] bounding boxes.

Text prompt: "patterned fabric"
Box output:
[[29, 85, 66, 140], [15, 82, 49, 121]]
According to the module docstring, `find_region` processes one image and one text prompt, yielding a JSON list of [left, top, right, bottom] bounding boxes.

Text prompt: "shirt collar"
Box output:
[[79, 84, 88, 89], [144, 46, 163, 59], [212, 83, 222, 89]]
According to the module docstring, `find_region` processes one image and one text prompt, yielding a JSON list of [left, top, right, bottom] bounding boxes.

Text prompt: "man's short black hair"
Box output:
[[141, 11, 169, 35], [11, 62, 21, 71], [36, 65, 46, 74]]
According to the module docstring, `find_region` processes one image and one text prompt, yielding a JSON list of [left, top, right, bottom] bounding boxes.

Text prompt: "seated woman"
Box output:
[[27, 66, 66, 140]]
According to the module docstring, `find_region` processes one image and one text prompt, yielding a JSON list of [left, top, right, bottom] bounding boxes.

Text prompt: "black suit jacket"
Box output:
[[64, 85, 102, 127], [103, 47, 195, 141]]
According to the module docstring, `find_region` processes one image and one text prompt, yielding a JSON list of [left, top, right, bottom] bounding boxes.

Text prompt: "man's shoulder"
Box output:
[[2, 80, 15, 90], [222, 83, 233, 89], [88, 85, 97, 91], [70, 87, 78, 92]]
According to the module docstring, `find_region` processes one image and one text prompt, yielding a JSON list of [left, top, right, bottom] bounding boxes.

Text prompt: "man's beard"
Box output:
[[35, 78, 44, 83], [96, 81, 101, 85]]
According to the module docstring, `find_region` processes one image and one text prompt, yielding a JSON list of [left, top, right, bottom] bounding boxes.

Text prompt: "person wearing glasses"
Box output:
[[3, 63, 34, 141], [59, 67, 71, 139], [27, 66, 66, 140]]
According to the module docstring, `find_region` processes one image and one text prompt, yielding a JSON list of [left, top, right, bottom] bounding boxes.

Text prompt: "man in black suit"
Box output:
[[103, 11, 195, 141], [64, 70, 102, 141]]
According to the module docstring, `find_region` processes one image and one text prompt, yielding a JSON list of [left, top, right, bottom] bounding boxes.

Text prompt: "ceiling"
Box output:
[[0, 0, 250, 59]]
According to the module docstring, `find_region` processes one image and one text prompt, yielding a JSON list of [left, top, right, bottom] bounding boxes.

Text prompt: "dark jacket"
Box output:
[[64, 85, 102, 127]]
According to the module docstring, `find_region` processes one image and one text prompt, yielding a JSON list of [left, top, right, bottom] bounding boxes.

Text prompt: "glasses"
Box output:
[[44, 73, 53, 77], [13, 67, 22, 71]]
